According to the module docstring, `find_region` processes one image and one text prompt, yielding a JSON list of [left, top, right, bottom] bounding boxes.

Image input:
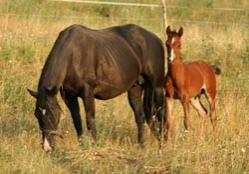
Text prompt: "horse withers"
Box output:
[[27, 24, 165, 152], [164, 26, 221, 139]]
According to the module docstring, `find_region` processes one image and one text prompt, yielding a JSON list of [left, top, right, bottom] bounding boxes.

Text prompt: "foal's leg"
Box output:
[[190, 97, 207, 136], [182, 97, 192, 131], [128, 85, 145, 146], [81, 86, 97, 142], [205, 90, 217, 130], [210, 99, 217, 130], [165, 96, 174, 140], [63, 93, 83, 139]]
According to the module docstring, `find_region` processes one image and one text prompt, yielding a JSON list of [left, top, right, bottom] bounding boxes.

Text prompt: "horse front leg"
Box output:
[[128, 85, 145, 146], [190, 97, 207, 136], [182, 97, 192, 131], [81, 86, 97, 142], [63, 92, 83, 139], [165, 96, 174, 140]]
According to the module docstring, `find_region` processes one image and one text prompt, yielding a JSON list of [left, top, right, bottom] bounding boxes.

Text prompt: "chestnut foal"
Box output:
[[164, 26, 220, 139]]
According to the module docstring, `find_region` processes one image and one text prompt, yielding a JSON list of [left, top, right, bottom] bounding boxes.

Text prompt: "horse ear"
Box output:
[[166, 26, 171, 36], [178, 27, 183, 37], [27, 88, 38, 98]]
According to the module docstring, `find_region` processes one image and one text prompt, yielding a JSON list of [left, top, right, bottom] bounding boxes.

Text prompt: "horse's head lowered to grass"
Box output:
[[27, 87, 62, 152]]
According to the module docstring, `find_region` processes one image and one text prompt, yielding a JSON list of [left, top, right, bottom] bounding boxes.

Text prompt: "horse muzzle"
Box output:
[[43, 137, 53, 152]]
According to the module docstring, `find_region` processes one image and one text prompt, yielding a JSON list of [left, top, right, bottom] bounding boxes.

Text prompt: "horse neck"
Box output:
[[168, 53, 184, 79], [38, 40, 70, 94]]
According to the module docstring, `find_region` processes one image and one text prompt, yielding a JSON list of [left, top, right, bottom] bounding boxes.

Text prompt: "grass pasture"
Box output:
[[0, 0, 249, 173]]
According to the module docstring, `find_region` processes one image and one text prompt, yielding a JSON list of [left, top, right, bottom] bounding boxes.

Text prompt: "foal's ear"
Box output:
[[166, 26, 171, 35], [27, 88, 38, 98], [178, 27, 183, 37]]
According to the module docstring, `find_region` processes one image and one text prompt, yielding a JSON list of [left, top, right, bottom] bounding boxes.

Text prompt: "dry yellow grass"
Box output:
[[0, 0, 249, 173]]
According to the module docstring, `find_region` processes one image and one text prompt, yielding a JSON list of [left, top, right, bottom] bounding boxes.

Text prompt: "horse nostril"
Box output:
[[43, 146, 52, 152]]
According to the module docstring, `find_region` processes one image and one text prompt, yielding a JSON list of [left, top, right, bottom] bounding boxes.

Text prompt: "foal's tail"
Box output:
[[211, 65, 221, 75]]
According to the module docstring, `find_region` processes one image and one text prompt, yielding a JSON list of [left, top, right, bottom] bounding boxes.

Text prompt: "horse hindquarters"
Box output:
[[199, 62, 218, 130], [141, 42, 165, 139]]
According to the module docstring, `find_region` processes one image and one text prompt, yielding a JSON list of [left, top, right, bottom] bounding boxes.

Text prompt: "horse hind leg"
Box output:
[[128, 85, 145, 146], [190, 96, 207, 136], [143, 84, 159, 138], [153, 87, 166, 141], [209, 97, 217, 130], [204, 90, 217, 130]]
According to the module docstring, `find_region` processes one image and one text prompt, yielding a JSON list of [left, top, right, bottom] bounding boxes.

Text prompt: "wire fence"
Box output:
[[50, 0, 249, 12], [3, 14, 249, 27], [1, 0, 248, 27], [1, 0, 248, 95], [46, 0, 249, 27]]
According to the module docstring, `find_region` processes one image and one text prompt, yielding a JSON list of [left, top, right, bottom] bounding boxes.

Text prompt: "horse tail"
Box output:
[[143, 83, 154, 125], [211, 65, 221, 75]]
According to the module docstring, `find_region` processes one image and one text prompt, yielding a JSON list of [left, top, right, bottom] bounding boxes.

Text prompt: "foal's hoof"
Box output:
[[184, 130, 190, 133]]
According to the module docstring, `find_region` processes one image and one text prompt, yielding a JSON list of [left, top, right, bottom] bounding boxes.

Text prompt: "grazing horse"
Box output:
[[27, 24, 165, 152], [164, 26, 220, 139]]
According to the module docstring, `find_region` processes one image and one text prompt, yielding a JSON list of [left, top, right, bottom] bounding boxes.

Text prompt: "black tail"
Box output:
[[212, 65, 221, 75], [143, 84, 154, 125]]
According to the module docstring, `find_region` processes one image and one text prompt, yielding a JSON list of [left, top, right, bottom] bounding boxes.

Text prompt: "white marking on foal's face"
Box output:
[[169, 38, 175, 62], [43, 137, 52, 152]]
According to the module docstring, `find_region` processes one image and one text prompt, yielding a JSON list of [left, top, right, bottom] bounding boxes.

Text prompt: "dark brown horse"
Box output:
[[27, 24, 165, 151], [164, 26, 220, 139]]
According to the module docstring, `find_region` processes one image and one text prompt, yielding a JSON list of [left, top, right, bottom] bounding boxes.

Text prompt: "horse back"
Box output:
[[108, 24, 165, 81], [59, 24, 164, 98]]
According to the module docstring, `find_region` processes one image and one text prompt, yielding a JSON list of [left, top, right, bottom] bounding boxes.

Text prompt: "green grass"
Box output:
[[0, 0, 249, 173]]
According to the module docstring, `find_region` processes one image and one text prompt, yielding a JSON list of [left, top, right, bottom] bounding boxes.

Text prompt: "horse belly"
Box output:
[[94, 58, 140, 100], [94, 84, 126, 100], [94, 74, 136, 100], [185, 67, 204, 97]]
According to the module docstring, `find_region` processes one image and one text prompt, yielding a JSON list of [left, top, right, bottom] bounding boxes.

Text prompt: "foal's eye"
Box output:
[[177, 45, 181, 48]]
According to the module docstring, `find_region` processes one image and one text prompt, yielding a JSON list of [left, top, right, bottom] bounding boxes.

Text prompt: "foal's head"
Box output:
[[165, 26, 183, 63]]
